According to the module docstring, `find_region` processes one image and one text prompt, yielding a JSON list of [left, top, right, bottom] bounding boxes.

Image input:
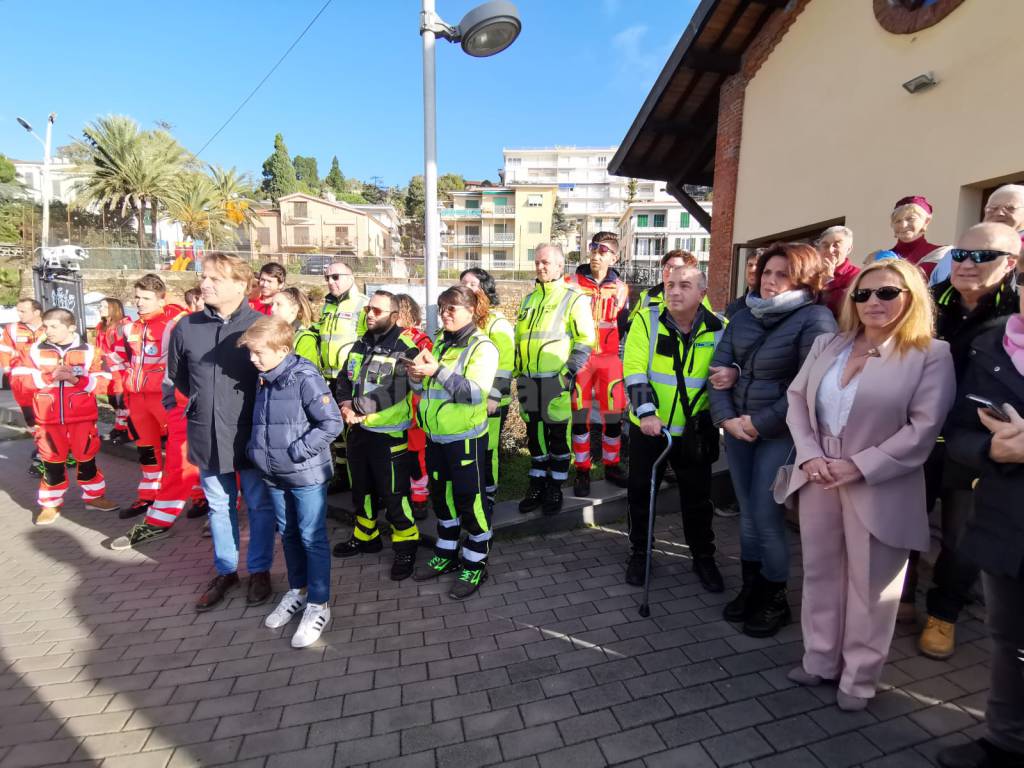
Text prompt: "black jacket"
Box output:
[[709, 300, 837, 438], [945, 321, 1024, 579], [933, 275, 1018, 377], [166, 303, 263, 474], [725, 290, 749, 320], [333, 323, 418, 416]]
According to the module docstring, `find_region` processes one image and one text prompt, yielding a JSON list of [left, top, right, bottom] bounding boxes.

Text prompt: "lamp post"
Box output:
[[420, 0, 521, 333], [17, 113, 56, 256]]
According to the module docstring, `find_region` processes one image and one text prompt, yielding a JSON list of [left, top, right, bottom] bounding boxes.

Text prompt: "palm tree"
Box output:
[[73, 115, 185, 248], [163, 173, 235, 247], [208, 165, 261, 240]]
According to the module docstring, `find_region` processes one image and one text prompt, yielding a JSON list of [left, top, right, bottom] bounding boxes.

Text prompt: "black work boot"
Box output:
[[573, 469, 591, 498], [693, 557, 725, 593], [390, 547, 416, 581], [743, 578, 791, 638], [723, 560, 762, 622], [603, 463, 628, 488], [625, 550, 647, 586], [542, 479, 563, 516], [332, 536, 384, 558], [518, 476, 546, 514]]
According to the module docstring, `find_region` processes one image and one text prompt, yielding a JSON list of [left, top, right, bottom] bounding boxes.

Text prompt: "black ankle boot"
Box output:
[[519, 476, 546, 513], [542, 479, 563, 516], [723, 560, 761, 622], [743, 579, 791, 638]]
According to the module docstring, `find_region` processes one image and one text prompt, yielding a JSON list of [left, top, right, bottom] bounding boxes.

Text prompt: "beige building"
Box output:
[[251, 193, 398, 259], [439, 184, 557, 272], [611, 0, 1021, 307]]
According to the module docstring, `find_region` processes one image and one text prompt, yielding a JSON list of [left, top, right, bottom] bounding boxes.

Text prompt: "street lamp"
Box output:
[[17, 112, 57, 254], [420, 0, 520, 333]]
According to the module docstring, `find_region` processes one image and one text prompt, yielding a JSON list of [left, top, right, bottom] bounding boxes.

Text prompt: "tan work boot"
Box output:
[[85, 497, 120, 513], [35, 507, 61, 526], [918, 615, 955, 660]]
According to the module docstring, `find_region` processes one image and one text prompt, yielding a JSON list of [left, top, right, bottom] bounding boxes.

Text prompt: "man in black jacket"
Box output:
[[332, 290, 421, 581], [911, 223, 1019, 660], [167, 252, 277, 611]]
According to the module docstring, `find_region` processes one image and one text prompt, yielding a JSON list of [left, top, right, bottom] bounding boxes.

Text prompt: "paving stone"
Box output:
[[266, 744, 336, 768], [307, 713, 373, 746], [644, 743, 717, 768], [433, 691, 491, 722], [463, 707, 524, 740], [436, 737, 502, 768], [663, 682, 726, 716], [557, 709, 619, 746], [809, 732, 883, 768], [597, 724, 665, 764], [332, 733, 401, 764], [237, 724, 309, 759], [401, 718, 463, 753], [909, 704, 978, 736], [539, 668, 595, 697], [756, 713, 828, 752], [343, 685, 403, 716], [520, 694, 580, 726], [752, 748, 826, 768], [708, 698, 774, 732], [862, 715, 933, 752], [537, 740, 607, 768], [701, 726, 774, 767], [489, 680, 545, 709], [499, 723, 564, 760], [373, 702, 433, 735], [571, 681, 632, 713], [652, 711, 721, 748], [611, 695, 674, 729]]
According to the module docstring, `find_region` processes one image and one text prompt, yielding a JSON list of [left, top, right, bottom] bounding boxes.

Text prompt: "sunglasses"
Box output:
[[851, 286, 907, 303], [438, 304, 465, 316], [588, 243, 617, 255], [325, 273, 350, 281], [366, 306, 394, 317], [949, 248, 1015, 264]]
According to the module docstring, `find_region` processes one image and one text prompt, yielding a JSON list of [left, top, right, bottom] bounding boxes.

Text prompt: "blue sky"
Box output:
[[2, 0, 699, 188]]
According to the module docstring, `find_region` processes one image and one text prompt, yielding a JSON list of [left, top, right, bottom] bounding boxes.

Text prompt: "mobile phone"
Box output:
[[966, 394, 1011, 422]]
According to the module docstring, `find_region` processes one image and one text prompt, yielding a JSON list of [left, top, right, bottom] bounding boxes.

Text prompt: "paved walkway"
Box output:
[[0, 435, 992, 768]]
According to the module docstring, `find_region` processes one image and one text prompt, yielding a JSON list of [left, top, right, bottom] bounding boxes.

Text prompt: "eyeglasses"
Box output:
[[985, 204, 1024, 215], [366, 306, 394, 317], [949, 248, 1015, 264], [850, 286, 907, 303], [588, 243, 617, 255], [325, 273, 350, 281], [438, 305, 463, 316]]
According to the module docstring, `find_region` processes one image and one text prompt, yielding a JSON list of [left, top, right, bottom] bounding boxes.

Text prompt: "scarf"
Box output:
[[1004, 314, 1024, 377], [745, 289, 814, 319]]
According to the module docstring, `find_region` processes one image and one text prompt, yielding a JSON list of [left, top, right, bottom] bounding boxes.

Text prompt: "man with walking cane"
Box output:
[[622, 264, 727, 592]]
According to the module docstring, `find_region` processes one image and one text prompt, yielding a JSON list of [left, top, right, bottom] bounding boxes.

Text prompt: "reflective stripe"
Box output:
[[360, 420, 412, 434], [524, 370, 560, 379], [495, 368, 513, 378], [647, 305, 660, 382], [437, 517, 460, 529], [423, 389, 453, 400], [684, 377, 707, 389], [647, 371, 676, 386], [623, 373, 647, 387], [427, 423, 487, 444]]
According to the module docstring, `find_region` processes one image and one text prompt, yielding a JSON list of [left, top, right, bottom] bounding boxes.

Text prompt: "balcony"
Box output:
[[492, 205, 515, 215], [493, 232, 515, 243], [440, 208, 482, 219]]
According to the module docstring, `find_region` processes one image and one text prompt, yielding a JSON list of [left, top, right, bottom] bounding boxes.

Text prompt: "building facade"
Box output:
[[618, 200, 713, 271], [439, 184, 557, 273], [501, 147, 677, 253], [11, 157, 81, 206], [251, 193, 398, 259]]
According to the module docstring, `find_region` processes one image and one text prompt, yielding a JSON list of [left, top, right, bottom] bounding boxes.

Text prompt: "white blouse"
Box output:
[[815, 343, 861, 436]]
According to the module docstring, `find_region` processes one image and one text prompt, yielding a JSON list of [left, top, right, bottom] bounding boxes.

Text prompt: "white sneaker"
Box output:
[[291, 602, 330, 648], [264, 589, 307, 629]]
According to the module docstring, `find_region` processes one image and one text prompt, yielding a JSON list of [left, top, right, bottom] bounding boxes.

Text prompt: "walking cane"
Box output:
[[638, 427, 673, 618]]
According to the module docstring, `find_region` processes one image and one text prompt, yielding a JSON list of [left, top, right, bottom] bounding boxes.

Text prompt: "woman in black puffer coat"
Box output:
[[709, 242, 837, 637]]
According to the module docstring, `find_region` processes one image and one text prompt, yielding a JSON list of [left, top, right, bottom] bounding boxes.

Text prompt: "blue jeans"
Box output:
[[200, 468, 276, 576], [266, 482, 330, 604], [724, 433, 794, 582]]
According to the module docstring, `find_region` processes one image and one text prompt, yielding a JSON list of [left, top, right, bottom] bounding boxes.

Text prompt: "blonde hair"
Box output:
[[203, 252, 253, 291], [275, 287, 313, 327], [838, 258, 935, 354], [238, 315, 294, 353]]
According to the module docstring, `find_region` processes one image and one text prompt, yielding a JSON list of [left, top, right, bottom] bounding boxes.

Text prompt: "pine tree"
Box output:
[[325, 156, 346, 195], [260, 133, 299, 202]]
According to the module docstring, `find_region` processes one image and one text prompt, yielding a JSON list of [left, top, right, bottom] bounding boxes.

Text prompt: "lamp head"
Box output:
[[457, 1, 521, 57], [16, 117, 32, 132]]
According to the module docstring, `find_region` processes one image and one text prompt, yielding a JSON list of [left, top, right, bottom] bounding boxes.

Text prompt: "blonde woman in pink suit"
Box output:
[[784, 258, 956, 711]]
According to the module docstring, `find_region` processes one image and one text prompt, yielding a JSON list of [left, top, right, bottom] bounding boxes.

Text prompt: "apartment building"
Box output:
[[618, 200, 713, 270], [439, 184, 556, 272], [11, 157, 81, 205], [251, 193, 398, 258], [501, 146, 677, 252]]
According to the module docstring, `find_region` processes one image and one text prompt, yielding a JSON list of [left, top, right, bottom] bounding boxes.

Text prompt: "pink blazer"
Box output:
[[785, 332, 956, 551]]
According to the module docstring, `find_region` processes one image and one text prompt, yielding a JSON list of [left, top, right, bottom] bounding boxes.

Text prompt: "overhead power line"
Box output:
[[191, 0, 333, 161]]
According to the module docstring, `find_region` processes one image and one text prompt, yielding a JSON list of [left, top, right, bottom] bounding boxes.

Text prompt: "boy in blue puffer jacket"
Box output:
[[240, 316, 343, 649]]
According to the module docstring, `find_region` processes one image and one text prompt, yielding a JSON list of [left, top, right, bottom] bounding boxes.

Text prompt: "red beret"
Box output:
[[893, 195, 933, 214]]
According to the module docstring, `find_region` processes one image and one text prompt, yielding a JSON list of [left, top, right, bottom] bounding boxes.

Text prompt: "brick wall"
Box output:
[[707, 0, 813, 309]]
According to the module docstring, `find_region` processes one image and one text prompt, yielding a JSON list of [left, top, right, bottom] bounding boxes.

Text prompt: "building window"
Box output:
[[528, 221, 543, 234], [653, 238, 666, 256], [257, 228, 271, 246], [636, 214, 649, 228], [493, 222, 507, 234], [636, 239, 650, 257], [596, 156, 607, 164], [680, 212, 690, 228], [493, 197, 508, 206], [527, 248, 536, 261], [526, 194, 543, 207], [465, 199, 480, 209], [653, 213, 665, 228], [24, 172, 35, 188], [335, 226, 350, 244], [294, 226, 310, 245], [593, 218, 602, 229], [701, 237, 710, 251], [674, 237, 682, 250], [293, 201, 307, 218], [52, 180, 61, 197], [492, 250, 508, 263], [508, 157, 521, 166], [683, 237, 696, 251]]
